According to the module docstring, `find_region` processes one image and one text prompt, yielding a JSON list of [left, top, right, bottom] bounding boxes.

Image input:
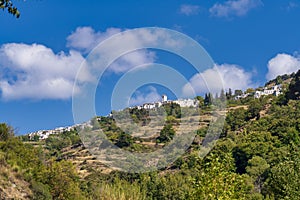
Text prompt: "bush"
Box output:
[[156, 124, 175, 143], [31, 181, 52, 200]]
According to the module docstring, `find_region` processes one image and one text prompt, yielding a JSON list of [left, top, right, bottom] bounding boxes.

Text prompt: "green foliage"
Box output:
[[234, 89, 243, 96], [286, 69, 300, 100], [226, 108, 247, 131], [45, 130, 81, 152], [139, 172, 194, 200], [3, 81, 300, 199], [196, 127, 208, 137], [246, 88, 255, 94], [0, 0, 20, 18], [130, 108, 151, 125], [165, 115, 179, 125], [86, 176, 146, 200], [0, 123, 14, 141], [204, 93, 213, 106], [195, 96, 204, 107], [46, 160, 86, 200], [193, 153, 251, 199], [115, 132, 133, 148], [46, 135, 71, 151], [247, 99, 264, 120], [246, 156, 269, 193], [265, 73, 292, 86], [161, 102, 181, 118], [266, 157, 300, 199], [156, 124, 175, 143], [31, 181, 52, 200]]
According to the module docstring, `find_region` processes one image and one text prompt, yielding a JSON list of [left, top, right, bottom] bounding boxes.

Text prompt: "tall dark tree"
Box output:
[[220, 89, 226, 101], [215, 93, 219, 99], [226, 88, 233, 100], [204, 93, 213, 106]]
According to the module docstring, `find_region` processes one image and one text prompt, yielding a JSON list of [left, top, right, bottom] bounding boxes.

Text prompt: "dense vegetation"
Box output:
[[1, 71, 300, 199]]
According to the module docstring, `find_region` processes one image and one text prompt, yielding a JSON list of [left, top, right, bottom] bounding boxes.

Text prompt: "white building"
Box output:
[[28, 125, 76, 140], [162, 94, 168, 102], [142, 103, 156, 110], [134, 94, 199, 110], [254, 85, 282, 98], [235, 93, 250, 100], [173, 99, 199, 107]]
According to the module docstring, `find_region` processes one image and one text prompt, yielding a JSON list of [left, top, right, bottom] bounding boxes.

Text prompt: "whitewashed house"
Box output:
[[173, 99, 199, 107], [254, 85, 282, 98]]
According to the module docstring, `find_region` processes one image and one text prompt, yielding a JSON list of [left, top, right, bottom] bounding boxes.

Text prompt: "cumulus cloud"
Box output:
[[183, 64, 254, 96], [0, 27, 185, 100], [67, 26, 157, 74], [179, 4, 200, 16], [266, 53, 300, 80], [209, 0, 262, 18], [129, 86, 161, 106], [67, 27, 121, 53], [0, 43, 85, 100], [109, 50, 156, 73]]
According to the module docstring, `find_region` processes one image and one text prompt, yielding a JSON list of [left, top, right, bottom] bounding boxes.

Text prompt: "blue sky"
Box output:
[[1, 0, 300, 134]]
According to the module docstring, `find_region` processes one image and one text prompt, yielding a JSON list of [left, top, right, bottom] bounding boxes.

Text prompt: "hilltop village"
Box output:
[[130, 94, 199, 110], [28, 84, 282, 140], [235, 84, 282, 99]]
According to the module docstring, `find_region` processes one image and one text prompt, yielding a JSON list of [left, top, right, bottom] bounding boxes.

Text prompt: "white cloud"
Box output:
[[67, 27, 121, 53], [0, 43, 85, 100], [129, 86, 161, 106], [286, 2, 299, 11], [0, 27, 187, 101], [109, 50, 156, 73], [179, 4, 200, 16], [209, 0, 262, 18], [266, 53, 300, 80], [183, 64, 254, 96], [67, 26, 157, 74]]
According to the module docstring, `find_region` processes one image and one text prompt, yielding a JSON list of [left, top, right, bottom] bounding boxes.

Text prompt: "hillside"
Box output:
[[0, 160, 32, 199], [1, 71, 300, 199]]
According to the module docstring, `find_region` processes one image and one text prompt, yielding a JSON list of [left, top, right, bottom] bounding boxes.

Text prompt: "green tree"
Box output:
[[266, 158, 300, 199], [275, 76, 283, 84], [46, 160, 86, 200], [246, 156, 269, 193], [204, 93, 213, 106], [286, 69, 300, 100], [196, 96, 204, 107], [0, 123, 14, 141], [234, 89, 243, 96], [161, 102, 181, 118], [157, 124, 175, 143], [31, 181, 52, 200], [220, 89, 226, 101], [193, 154, 251, 199], [226, 88, 233, 100], [246, 88, 255, 94], [247, 100, 263, 120], [225, 108, 247, 131], [116, 132, 133, 148]]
